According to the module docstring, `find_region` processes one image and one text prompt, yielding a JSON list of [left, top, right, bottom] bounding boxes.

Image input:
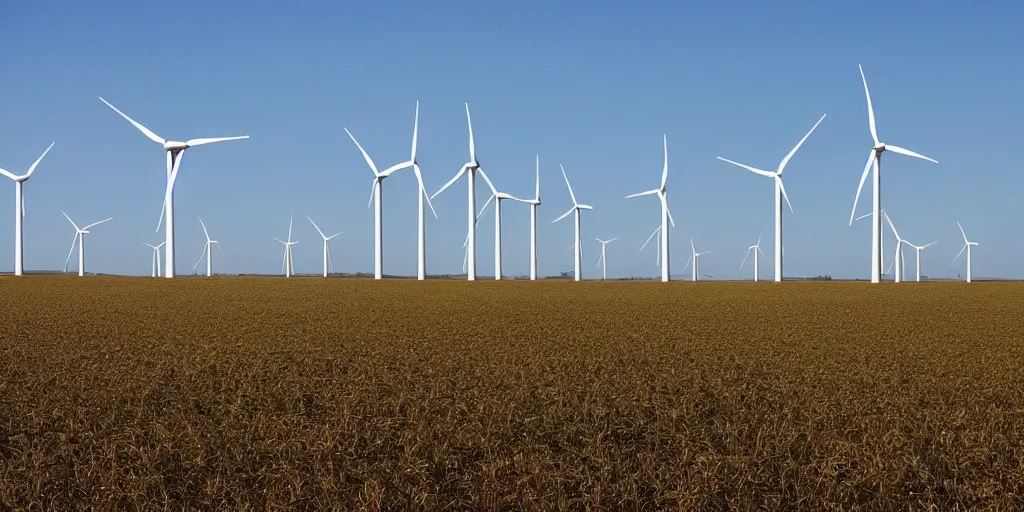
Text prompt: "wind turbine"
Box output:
[[906, 241, 937, 282], [847, 66, 938, 284], [951, 222, 979, 283], [639, 225, 662, 268], [683, 239, 710, 282], [0, 142, 54, 276], [477, 169, 530, 280], [740, 234, 770, 282], [432, 103, 491, 281], [595, 237, 618, 280], [528, 156, 541, 280], [307, 215, 342, 278], [99, 97, 248, 279], [551, 164, 593, 281], [143, 242, 164, 277], [717, 114, 825, 282], [61, 211, 112, 277], [275, 215, 299, 278], [883, 211, 906, 283], [345, 102, 436, 280], [191, 217, 222, 277], [625, 135, 676, 282]]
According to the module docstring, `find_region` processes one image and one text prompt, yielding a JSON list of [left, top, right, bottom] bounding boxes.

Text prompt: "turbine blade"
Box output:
[[854, 212, 872, 223], [414, 165, 438, 219], [25, 142, 55, 178], [859, 65, 879, 146], [344, 128, 381, 175], [577, 204, 594, 211], [559, 164, 577, 205], [477, 193, 495, 219], [185, 136, 249, 147], [192, 244, 208, 273], [639, 227, 660, 253], [951, 244, 967, 265], [287, 214, 294, 243], [64, 234, 77, 272], [777, 176, 794, 214], [379, 161, 411, 177], [608, 237, 618, 243], [82, 218, 113, 230], [740, 248, 750, 271], [431, 165, 467, 200], [663, 196, 676, 228], [922, 241, 937, 249], [625, 189, 659, 199], [477, 167, 499, 195], [307, 215, 326, 239], [756, 233, 762, 247], [884, 144, 938, 164], [957, 221, 968, 243], [199, 216, 211, 241], [535, 154, 541, 201], [660, 134, 669, 190], [465, 103, 476, 164], [368, 179, 378, 209], [683, 254, 692, 270], [99, 97, 166, 145], [156, 191, 167, 232], [886, 245, 897, 275], [716, 157, 775, 177], [883, 211, 899, 239], [551, 207, 574, 224], [0, 168, 17, 180], [61, 210, 79, 231], [777, 113, 826, 175], [411, 101, 419, 161], [849, 150, 876, 225], [757, 245, 770, 263]]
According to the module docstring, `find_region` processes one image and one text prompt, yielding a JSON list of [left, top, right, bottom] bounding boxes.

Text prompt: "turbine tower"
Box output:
[[595, 237, 618, 280], [307, 215, 342, 278], [345, 102, 436, 280], [275, 215, 299, 278], [951, 222, 979, 283], [740, 234, 769, 282], [191, 217, 221, 277], [0, 143, 54, 276], [477, 169, 530, 280], [143, 242, 164, 277], [61, 211, 112, 277], [551, 164, 593, 281], [432, 103, 487, 281], [528, 156, 541, 280], [99, 97, 248, 279], [626, 135, 675, 282], [848, 66, 938, 283], [717, 114, 825, 282]]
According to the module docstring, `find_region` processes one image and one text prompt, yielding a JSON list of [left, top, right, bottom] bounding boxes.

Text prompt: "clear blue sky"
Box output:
[[1, 1, 1020, 279]]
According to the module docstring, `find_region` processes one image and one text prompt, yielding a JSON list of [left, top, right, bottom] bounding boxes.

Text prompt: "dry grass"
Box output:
[[0, 276, 1022, 510]]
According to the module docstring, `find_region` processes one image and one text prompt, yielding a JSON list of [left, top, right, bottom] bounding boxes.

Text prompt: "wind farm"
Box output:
[[3, 3, 1022, 509]]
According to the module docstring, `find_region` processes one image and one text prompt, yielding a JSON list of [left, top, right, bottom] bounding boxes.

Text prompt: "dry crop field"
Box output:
[[0, 276, 1022, 509]]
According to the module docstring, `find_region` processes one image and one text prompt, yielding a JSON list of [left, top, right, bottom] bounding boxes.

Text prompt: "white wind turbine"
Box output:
[[717, 113, 825, 282], [740, 234, 770, 282], [99, 97, 248, 279], [551, 164, 594, 281], [477, 169, 531, 280], [191, 217, 222, 277], [307, 215, 342, 278], [61, 211, 112, 277], [683, 239, 710, 282], [528, 156, 542, 280], [595, 237, 618, 280], [275, 215, 299, 278], [906, 241, 937, 282], [0, 142, 54, 276], [882, 211, 909, 283], [143, 242, 164, 277], [432, 103, 487, 281], [951, 222, 979, 283], [848, 66, 938, 284], [345, 102, 436, 280], [626, 135, 676, 282]]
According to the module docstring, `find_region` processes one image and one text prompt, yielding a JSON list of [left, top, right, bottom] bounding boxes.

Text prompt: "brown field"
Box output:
[[0, 276, 1022, 510]]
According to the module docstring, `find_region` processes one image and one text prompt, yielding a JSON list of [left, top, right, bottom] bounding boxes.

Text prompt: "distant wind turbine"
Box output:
[[0, 142, 54, 276], [906, 241, 937, 282], [595, 237, 618, 280], [717, 113, 825, 282], [883, 211, 906, 283], [551, 164, 594, 281], [432, 103, 486, 281], [848, 66, 938, 284], [951, 222, 979, 283], [275, 215, 299, 278], [683, 239, 710, 282], [143, 242, 165, 277], [740, 234, 770, 282], [61, 211, 112, 277], [626, 135, 675, 282], [477, 169, 531, 280], [307, 215, 342, 278], [191, 217, 222, 277], [99, 97, 248, 278]]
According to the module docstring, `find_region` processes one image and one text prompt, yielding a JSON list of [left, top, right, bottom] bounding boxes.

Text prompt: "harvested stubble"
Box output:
[[0, 276, 1022, 510]]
